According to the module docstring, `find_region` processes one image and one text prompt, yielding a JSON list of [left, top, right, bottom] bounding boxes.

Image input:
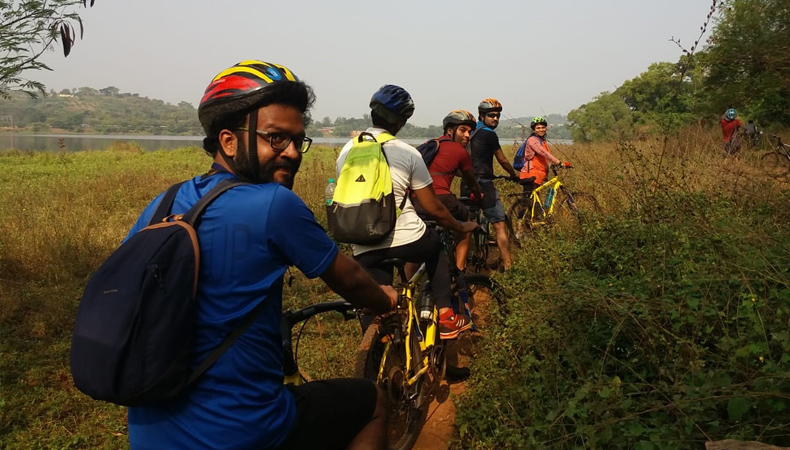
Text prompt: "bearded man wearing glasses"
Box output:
[[462, 98, 519, 271]]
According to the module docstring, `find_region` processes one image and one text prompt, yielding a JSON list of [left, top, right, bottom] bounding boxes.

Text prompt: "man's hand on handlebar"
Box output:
[[458, 220, 478, 234], [363, 285, 399, 315], [382, 285, 398, 311]]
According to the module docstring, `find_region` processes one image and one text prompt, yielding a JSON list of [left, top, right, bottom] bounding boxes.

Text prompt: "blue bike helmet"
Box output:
[[370, 84, 415, 123], [725, 108, 737, 120]]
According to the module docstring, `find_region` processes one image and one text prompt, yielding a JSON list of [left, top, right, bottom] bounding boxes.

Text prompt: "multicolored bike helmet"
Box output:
[[477, 98, 503, 114], [442, 109, 476, 130], [198, 60, 300, 136], [725, 108, 737, 120], [369, 84, 415, 124], [530, 116, 548, 130], [197, 59, 305, 183]]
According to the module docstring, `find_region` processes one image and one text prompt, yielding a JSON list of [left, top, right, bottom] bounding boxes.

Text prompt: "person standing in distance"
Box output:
[[721, 107, 743, 156], [126, 60, 397, 450], [519, 116, 569, 195], [464, 98, 519, 271]]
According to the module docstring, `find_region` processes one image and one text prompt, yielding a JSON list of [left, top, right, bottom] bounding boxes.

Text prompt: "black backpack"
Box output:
[[70, 178, 256, 406]]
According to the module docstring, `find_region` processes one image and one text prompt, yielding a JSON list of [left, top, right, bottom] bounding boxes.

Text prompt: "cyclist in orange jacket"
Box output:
[[519, 117, 569, 194]]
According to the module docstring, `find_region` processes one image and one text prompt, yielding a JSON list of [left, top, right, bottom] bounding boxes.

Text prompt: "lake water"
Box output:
[[0, 134, 568, 152], [0, 134, 431, 152]]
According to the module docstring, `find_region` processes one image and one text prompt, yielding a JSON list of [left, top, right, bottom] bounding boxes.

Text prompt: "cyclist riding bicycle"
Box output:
[[721, 107, 743, 156], [336, 85, 478, 339], [413, 109, 482, 272], [126, 60, 397, 450], [519, 117, 570, 195], [462, 98, 520, 271]]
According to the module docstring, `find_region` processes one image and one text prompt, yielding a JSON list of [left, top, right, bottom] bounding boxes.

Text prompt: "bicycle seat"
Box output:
[[378, 258, 408, 270], [518, 177, 536, 186], [377, 258, 409, 283]]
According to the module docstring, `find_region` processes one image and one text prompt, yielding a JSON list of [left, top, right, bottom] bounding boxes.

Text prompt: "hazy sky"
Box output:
[[30, 0, 714, 126]]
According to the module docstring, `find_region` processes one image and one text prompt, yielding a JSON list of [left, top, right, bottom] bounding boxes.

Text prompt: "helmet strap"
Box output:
[[215, 109, 261, 184], [247, 108, 261, 182]]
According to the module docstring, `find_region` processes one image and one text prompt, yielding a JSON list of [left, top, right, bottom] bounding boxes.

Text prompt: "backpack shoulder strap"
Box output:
[[181, 178, 249, 227], [429, 137, 458, 176], [149, 181, 187, 225], [180, 177, 254, 386], [186, 297, 267, 385], [377, 132, 396, 144]]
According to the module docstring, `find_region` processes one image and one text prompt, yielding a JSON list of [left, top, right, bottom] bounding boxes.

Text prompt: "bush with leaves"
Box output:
[[456, 141, 790, 449]]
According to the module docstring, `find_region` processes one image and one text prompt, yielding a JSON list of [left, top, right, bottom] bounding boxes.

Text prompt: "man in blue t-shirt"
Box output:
[[126, 60, 396, 450], [463, 98, 519, 271]]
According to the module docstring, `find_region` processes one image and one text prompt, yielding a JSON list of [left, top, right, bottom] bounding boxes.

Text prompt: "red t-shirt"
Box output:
[[721, 118, 743, 142], [427, 138, 472, 195]]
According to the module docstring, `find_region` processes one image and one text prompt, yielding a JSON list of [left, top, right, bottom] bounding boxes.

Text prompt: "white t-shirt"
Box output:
[[336, 127, 432, 255]]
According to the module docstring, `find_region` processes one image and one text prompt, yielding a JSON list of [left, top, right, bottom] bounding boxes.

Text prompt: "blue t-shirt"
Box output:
[[126, 173, 338, 450]]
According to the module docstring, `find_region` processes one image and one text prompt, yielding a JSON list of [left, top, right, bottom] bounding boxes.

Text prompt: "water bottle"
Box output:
[[325, 178, 336, 206], [418, 282, 434, 321]]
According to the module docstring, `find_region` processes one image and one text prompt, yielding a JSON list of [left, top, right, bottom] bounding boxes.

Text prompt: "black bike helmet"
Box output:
[[370, 84, 415, 124], [442, 109, 476, 131]]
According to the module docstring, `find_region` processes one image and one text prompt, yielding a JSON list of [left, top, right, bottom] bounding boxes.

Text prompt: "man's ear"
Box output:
[[219, 129, 238, 157]]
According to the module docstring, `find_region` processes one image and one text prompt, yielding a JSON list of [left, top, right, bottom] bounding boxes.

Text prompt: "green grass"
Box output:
[[1, 134, 789, 448]]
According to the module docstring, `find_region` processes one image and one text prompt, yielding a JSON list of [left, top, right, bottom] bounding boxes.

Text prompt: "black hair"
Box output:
[[371, 110, 404, 135]]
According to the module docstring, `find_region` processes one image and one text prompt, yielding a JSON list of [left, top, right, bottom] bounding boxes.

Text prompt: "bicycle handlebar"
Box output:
[[549, 163, 574, 176], [282, 300, 356, 328]]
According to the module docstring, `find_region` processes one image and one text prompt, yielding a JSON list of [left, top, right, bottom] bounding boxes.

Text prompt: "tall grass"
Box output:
[[456, 131, 790, 449], [0, 142, 347, 449], [0, 132, 787, 448]]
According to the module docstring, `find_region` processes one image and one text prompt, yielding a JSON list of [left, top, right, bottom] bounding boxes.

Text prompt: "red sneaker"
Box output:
[[439, 310, 472, 339]]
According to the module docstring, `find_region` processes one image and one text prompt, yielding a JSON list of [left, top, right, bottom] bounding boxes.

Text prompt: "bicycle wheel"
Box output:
[[467, 228, 490, 274], [760, 151, 790, 177], [506, 199, 532, 240], [464, 275, 507, 326], [355, 318, 426, 450], [558, 192, 600, 229], [503, 213, 521, 249]]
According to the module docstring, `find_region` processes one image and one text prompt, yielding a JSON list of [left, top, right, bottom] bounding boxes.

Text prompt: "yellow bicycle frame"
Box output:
[[528, 176, 565, 224], [376, 262, 439, 388]]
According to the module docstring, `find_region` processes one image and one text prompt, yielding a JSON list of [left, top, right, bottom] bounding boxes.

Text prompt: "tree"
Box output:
[[702, 0, 790, 125], [99, 85, 119, 96], [567, 92, 636, 142], [1, 0, 97, 99], [615, 62, 696, 132]]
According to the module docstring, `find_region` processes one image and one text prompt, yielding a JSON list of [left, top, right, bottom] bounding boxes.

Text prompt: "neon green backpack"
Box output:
[[327, 132, 406, 245]]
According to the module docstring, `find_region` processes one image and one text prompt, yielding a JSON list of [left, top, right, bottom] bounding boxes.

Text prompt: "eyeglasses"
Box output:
[[485, 113, 501, 118], [236, 128, 312, 153]]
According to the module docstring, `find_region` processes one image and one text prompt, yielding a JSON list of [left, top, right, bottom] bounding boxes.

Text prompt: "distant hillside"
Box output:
[[0, 87, 201, 135], [0, 87, 570, 140]]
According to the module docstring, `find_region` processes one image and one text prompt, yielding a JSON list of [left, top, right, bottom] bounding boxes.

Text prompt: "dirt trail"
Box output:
[[412, 284, 495, 450], [412, 338, 472, 450]]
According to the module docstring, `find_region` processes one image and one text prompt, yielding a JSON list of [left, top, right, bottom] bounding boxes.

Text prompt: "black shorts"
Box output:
[[414, 193, 469, 222], [275, 378, 377, 450]]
